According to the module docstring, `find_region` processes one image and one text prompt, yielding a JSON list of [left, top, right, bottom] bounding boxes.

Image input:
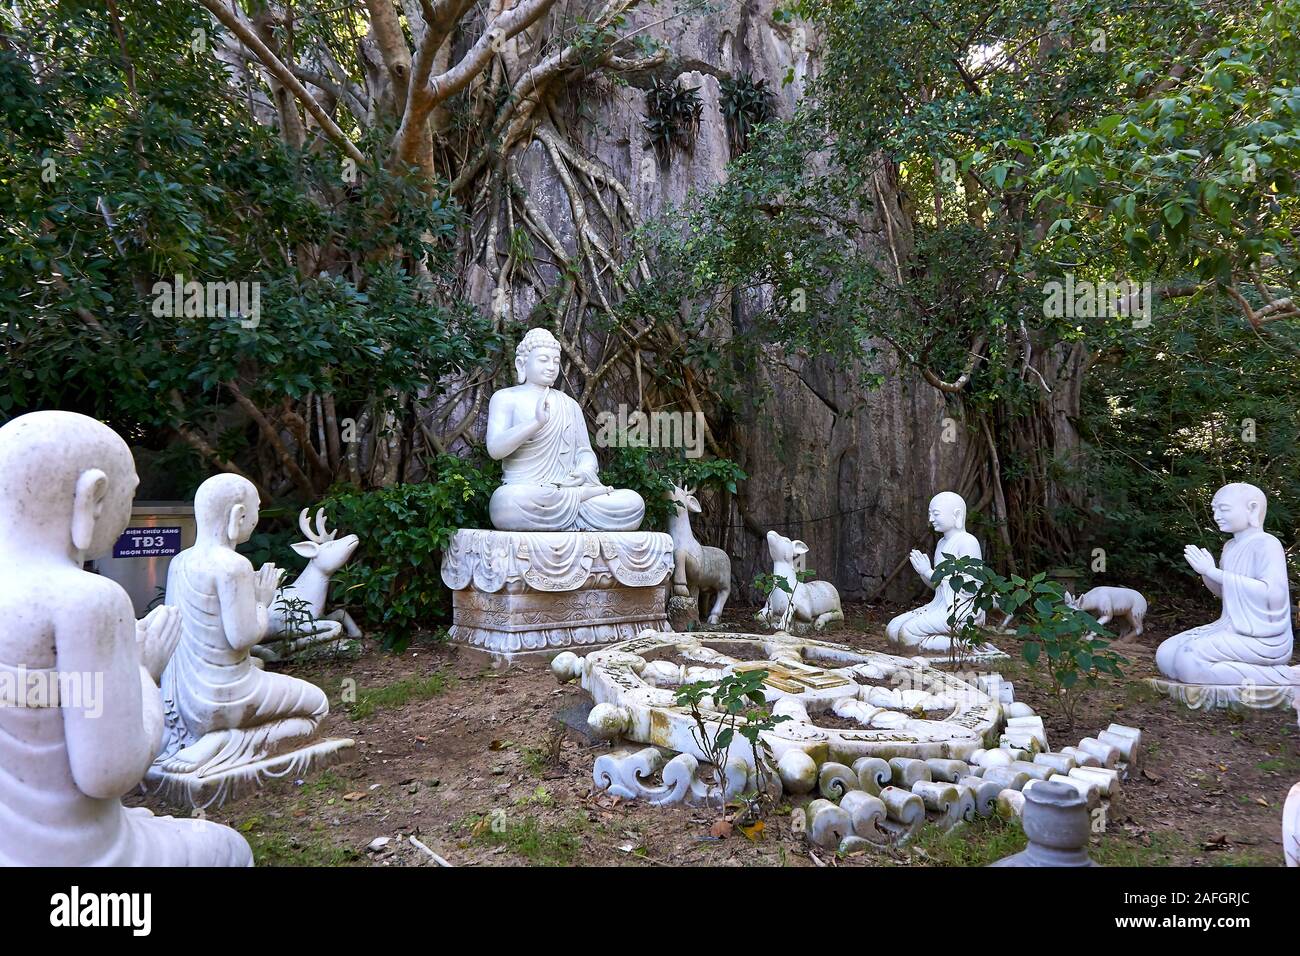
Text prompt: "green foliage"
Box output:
[[643, 77, 702, 167], [1032, 0, 1300, 294], [720, 72, 774, 156], [1080, 305, 1300, 588], [673, 668, 789, 812], [599, 447, 746, 531], [932, 556, 1125, 728], [318, 456, 499, 650], [0, 1, 495, 490], [273, 590, 317, 639]]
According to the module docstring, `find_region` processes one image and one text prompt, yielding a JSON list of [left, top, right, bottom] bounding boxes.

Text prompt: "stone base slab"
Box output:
[[143, 737, 355, 810], [1146, 677, 1296, 712], [449, 581, 671, 665]]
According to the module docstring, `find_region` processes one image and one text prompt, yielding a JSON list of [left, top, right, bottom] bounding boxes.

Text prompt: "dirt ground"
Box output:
[[130, 600, 1300, 867]]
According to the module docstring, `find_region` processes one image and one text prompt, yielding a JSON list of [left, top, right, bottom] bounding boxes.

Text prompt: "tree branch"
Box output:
[[196, 0, 366, 165]]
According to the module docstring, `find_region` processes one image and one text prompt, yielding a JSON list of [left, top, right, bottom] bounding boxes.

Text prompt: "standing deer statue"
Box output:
[[255, 508, 360, 661], [666, 484, 731, 625]]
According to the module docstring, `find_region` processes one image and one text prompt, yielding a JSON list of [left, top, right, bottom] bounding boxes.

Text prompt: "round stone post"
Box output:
[[990, 779, 1098, 867]]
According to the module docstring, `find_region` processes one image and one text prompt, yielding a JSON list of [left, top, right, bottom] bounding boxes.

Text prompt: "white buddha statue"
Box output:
[[0, 411, 250, 865], [1155, 483, 1296, 693], [486, 328, 645, 532], [155, 474, 331, 778], [887, 491, 985, 652]]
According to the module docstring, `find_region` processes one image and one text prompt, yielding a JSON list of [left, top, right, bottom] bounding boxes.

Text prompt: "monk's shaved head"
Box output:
[[929, 491, 967, 529], [1213, 482, 1267, 526], [0, 411, 134, 525], [194, 473, 259, 531]]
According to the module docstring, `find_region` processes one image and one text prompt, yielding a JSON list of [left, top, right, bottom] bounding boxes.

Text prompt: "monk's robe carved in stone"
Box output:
[[887, 492, 985, 653], [155, 474, 330, 777]]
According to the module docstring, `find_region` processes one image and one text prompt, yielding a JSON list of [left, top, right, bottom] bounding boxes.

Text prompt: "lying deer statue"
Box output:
[[758, 530, 843, 631], [255, 508, 360, 661], [666, 484, 731, 625]]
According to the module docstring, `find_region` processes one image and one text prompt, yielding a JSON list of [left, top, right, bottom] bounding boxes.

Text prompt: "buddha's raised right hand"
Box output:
[[534, 388, 552, 427]]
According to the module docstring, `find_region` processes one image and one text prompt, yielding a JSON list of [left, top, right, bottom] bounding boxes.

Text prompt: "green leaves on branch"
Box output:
[[932, 556, 1126, 728], [318, 456, 499, 651]]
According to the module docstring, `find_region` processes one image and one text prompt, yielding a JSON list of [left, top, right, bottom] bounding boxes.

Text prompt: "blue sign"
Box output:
[[113, 527, 183, 559]]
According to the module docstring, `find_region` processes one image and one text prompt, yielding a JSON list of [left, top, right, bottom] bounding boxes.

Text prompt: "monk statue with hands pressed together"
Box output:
[[1156, 482, 1296, 693], [0, 410, 251, 866]]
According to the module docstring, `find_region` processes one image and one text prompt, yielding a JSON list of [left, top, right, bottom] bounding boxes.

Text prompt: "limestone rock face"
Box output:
[[455, 2, 962, 602]]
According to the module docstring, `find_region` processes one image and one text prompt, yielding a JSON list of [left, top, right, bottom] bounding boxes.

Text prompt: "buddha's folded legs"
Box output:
[[1156, 623, 1296, 685], [490, 484, 645, 531], [577, 488, 644, 531]]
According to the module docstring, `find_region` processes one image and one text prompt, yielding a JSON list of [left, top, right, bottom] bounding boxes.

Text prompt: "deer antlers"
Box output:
[[668, 483, 697, 501], [297, 507, 338, 543]]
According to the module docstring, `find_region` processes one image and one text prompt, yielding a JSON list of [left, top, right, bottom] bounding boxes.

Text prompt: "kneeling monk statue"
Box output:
[[0, 411, 250, 865], [486, 327, 645, 532], [155, 474, 331, 778], [1155, 482, 1296, 698]]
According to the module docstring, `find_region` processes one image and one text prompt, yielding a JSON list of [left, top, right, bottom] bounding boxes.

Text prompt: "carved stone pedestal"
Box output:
[[144, 737, 355, 810], [441, 529, 674, 665]]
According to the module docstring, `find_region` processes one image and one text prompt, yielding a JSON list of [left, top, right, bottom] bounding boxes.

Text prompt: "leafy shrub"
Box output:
[[933, 555, 1126, 730], [319, 455, 499, 650], [720, 72, 774, 156], [599, 446, 746, 531], [673, 669, 788, 813], [643, 77, 702, 166]]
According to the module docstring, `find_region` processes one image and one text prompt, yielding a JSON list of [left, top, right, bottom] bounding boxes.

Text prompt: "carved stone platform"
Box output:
[[1146, 676, 1297, 712], [143, 737, 355, 810], [441, 528, 674, 665]]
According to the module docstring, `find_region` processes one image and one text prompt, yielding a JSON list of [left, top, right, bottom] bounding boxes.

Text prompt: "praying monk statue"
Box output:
[[486, 327, 645, 531], [155, 473, 330, 778], [887, 491, 985, 653], [0, 411, 250, 865], [1156, 482, 1296, 693]]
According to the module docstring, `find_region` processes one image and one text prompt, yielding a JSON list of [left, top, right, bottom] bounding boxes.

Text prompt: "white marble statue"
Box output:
[[887, 491, 985, 652], [1064, 587, 1147, 640], [666, 484, 731, 624], [486, 328, 644, 531], [256, 507, 360, 661], [758, 530, 843, 630], [0, 411, 251, 865], [153, 474, 346, 789], [1153, 483, 1297, 708]]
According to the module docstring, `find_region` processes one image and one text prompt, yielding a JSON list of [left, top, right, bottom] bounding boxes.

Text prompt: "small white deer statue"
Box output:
[[666, 484, 731, 625], [1063, 586, 1148, 641], [256, 508, 360, 661], [758, 529, 843, 631]]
